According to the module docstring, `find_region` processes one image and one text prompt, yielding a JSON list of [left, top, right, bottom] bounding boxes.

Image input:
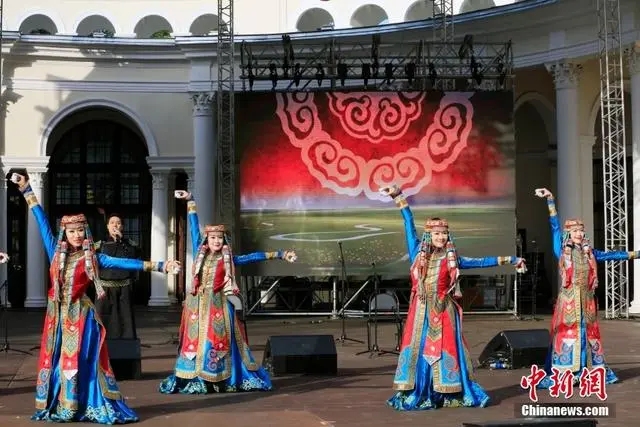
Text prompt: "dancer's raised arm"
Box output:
[[12, 173, 56, 262], [534, 188, 563, 259], [175, 190, 202, 256], [379, 185, 421, 262]]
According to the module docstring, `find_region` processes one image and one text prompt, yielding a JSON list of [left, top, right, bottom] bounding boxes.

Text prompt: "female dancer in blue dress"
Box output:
[[159, 190, 297, 394], [11, 172, 181, 424], [533, 188, 638, 389], [379, 185, 526, 410]]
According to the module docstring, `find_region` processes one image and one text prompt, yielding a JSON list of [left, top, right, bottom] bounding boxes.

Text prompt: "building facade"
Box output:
[[1, 0, 640, 313]]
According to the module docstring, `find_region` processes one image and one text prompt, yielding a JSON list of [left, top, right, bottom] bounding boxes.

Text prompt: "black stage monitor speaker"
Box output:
[[107, 339, 142, 381], [478, 329, 549, 369], [463, 419, 597, 427], [262, 335, 337, 377]]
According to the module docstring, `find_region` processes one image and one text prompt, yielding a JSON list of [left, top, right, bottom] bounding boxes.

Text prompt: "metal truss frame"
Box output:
[[239, 36, 513, 93], [597, 0, 629, 319], [217, 0, 236, 242], [432, 0, 454, 43]]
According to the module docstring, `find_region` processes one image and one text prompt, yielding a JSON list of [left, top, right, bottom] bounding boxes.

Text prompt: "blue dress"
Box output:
[[159, 198, 280, 394], [21, 183, 170, 424], [387, 200, 521, 410], [537, 198, 630, 389]]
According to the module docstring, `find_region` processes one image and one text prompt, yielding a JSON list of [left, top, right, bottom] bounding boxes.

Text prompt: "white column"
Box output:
[[148, 171, 171, 307], [191, 92, 216, 226], [546, 61, 583, 223], [24, 171, 47, 308], [0, 179, 7, 308], [580, 135, 596, 241], [628, 48, 640, 314]]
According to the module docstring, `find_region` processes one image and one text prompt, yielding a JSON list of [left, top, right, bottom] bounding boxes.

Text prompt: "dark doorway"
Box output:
[[47, 113, 152, 305]]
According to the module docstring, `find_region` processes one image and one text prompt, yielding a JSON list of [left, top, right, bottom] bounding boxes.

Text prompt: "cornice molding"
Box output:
[[10, 79, 188, 93]]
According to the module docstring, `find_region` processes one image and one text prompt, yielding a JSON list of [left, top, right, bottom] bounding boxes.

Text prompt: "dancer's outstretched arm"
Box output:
[[234, 251, 297, 265]]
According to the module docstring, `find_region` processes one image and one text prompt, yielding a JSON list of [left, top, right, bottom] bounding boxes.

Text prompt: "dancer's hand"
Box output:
[[164, 260, 182, 274], [379, 185, 401, 198], [174, 190, 192, 200], [515, 257, 527, 274], [10, 173, 28, 189], [534, 188, 553, 199], [0, 252, 9, 264], [282, 250, 297, 263]]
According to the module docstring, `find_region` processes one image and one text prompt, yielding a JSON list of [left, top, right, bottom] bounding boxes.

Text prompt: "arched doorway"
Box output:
[[514, 96, 554, 309], [46, 108, 152, 304]]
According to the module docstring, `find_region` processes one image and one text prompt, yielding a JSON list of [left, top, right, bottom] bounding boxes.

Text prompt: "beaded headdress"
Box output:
[[51, 213, 102, 301], [190, 224, 234, 294], [563, 218, 585, 231], [424, 218, 449, 232], [60, 214, 88, 227], [205, 224, 226, 234]]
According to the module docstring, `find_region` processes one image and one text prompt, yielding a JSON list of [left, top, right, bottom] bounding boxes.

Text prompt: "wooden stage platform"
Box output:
[[1, 310, 638, 427]]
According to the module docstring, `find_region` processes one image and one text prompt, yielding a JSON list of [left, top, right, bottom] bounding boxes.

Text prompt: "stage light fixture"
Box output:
[[337, 63, 348, 86], [316, 64, 325, 86], [293, 63, 302, 87], [459, 34, 474, 59], [269, 63, 278, 90], [361, 63, 371, 87], [405, 62, 416, 86], [496, 61, 506, 87], [470, 56, 483, 85], [383, 63, 394, 85], [281, 34, 293, 78], [247, 64, 255, 91], [427, 63, 437, 87]]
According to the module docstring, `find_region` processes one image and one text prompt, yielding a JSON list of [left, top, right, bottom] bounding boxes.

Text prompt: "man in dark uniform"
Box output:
[[95, 213, 140, 340]]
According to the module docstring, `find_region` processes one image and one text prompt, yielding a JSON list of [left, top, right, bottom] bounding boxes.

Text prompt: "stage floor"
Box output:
[[1, 309, 639, 427]]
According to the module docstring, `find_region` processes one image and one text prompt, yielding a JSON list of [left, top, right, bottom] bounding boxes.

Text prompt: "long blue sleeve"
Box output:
[[391, 193, 421, 262], [97, 253, 167, 272], [593, 249, 636, 262], [21, 184, 56, 262], [234, 251, 284, 266], [546, 198, 562, 260], [458, 256, 517, 269], [401, 206, 421, 263], [186, 199, 202, 256]]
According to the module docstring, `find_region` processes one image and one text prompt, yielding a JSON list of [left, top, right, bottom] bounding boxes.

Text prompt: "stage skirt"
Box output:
[[159, 300, 272, 394], [387, 305, 489, 410], [538, 313, 618, 389], [32, 306, 139, 424]]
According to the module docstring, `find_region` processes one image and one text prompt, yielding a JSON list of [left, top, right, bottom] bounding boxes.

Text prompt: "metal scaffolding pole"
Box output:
[[217, 0, 236, 242], [597, 0, 629, 319], [432, 0, 454, 43]]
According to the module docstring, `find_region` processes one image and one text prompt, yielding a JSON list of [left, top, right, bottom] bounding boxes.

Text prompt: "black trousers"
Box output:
[[95, 285, 137, 340]]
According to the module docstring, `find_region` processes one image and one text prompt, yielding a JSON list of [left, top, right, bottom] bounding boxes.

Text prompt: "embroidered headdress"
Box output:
[[414, 217, 460, 296], [424, 218, 449, 232], [559, 217, 597, 292], [190, 224, 235, 294], [563, 218, 585, 231], [50, 213, 103, 301]]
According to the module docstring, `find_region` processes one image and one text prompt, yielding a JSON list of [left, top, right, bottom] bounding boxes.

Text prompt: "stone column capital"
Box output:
[[546, 61, 583, 90], [627, 45, 640, 76], [191, 92, 215, 116]]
